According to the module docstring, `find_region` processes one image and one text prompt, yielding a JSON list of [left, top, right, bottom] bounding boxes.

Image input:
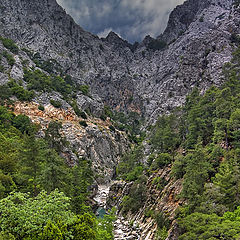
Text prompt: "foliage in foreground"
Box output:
[[0, 106, 115, 239], [0, 190, 116, 240]]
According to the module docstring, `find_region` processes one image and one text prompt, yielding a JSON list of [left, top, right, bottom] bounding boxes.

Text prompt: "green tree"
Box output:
[[45, 121, 67, 153], [40, 149, 69, 194], [181, 143, 212, 209], [70, 159, 93, 214], [20, 136, 45, 195], [213, 155, 240, 210], [0, 190, 75, 239]]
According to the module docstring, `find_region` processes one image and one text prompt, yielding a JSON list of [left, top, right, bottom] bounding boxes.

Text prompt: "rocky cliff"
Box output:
[[12, 101, 129, 183], [0, 0, 238, 122]]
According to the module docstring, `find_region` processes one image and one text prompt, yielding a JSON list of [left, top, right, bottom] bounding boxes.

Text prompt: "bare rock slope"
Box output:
[[0, 0, 238, 122]]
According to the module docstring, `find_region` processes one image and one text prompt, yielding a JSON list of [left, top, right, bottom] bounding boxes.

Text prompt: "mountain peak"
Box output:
[[105, 31, 132, 49]]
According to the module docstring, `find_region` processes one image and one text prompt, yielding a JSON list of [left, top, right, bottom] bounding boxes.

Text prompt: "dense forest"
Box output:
[[0, 105, 116, 239], [117, 42, 240, 239]]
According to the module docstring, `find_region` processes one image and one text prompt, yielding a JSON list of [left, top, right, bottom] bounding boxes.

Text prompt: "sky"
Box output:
[[56, 0, 185, 43]]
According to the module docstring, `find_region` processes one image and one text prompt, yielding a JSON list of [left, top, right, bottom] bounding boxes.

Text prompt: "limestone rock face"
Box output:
[[0, 0, 238, 123], [13, 101, 130, 183]]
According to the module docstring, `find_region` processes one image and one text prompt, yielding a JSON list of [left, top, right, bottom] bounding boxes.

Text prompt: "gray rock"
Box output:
[[0, 0, 236, 125]]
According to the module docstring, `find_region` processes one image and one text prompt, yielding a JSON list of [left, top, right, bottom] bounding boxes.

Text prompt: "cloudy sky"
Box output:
[[56, 0, 185, 43]]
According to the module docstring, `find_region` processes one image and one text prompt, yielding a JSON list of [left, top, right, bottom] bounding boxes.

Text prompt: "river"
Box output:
[[94, 183, 141, 240]]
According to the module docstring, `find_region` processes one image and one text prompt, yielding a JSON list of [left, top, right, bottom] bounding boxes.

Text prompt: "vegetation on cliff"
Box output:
[[116, 42, 240, 239]]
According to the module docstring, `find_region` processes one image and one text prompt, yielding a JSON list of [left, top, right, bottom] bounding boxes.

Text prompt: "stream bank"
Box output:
[[94, 182, 141, 240]]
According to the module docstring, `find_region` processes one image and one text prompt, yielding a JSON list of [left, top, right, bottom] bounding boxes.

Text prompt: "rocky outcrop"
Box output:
[[158, 0, 212, 43], [13, 101, 130, 183]]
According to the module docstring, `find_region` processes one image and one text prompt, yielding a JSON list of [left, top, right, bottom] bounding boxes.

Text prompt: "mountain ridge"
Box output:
[[0, 0, 236, 123]]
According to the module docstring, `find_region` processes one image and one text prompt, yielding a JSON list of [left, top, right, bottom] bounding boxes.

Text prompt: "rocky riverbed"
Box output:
[[94, 183, 141, 240], [114, 216, 141, 240]]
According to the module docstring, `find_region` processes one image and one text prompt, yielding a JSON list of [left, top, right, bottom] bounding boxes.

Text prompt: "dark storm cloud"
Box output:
[[56, 0, 185, 43]]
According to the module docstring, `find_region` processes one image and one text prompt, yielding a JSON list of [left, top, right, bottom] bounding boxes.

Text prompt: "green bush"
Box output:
[[0, 85, 11, 100], [12, 114, 34, 134], [79, 111, 88, 119], [79, 85, 89, 95], [2, 51, 15, 66], [0, 81, 34, 102], [79, 121, 88, 127], [70, 101, 87, 119], [150, 153, 172, 171], [126, 166, 144, 182], [38, 105, 44, 111], [0, 65, 4, 73], [155, 212, 170, 230], [52, 76, 72, 95], [0, 37, 19, 54], [50, 99, 62, 108], [23, 69, 72, 96], [8, 81, 34, 101], [100, 115, 107, 121], [152, 177, 168, 191], [109, 125, 115, 132], [24, 69, 52, 92], [117, 146, 143, 180]]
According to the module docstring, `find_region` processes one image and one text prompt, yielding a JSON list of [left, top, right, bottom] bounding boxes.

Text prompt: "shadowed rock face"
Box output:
[[0, 0, 237, 123]]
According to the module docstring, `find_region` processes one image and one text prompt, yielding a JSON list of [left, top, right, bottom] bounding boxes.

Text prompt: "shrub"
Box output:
[[155, 212, 170, 229], [152, 177, 168, 191], [150, 153, 171, 171], [0, 37, 19, 54], [2, 51, 15, 66], [199, 16, 204, 22], [12, 114, 33, 134], [230, 33, 240, 44], [8, 81, 34, 101], [50, 99, 62, 108], [0, 65, 4, 72], [79, 111, 88, 119], [38, 105, 44, 111], [79, 121, 88, 127], [24, 69, 52, 92], [125, 166, 144, 182], [70, 101, 87, 119], [104, 105, 113, 118], [100, 115, 106, 121], [52, 76, 72, 95], [79, 85, 89, 95], [0, 85, 11, 100], [23, 69, 72, 96]]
